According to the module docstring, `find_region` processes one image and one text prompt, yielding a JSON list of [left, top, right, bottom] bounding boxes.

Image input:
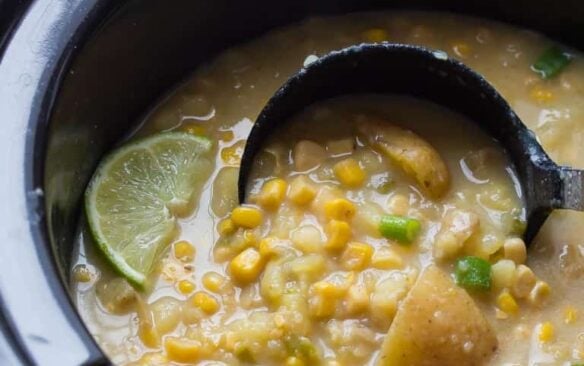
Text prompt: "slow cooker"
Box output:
[[0, 0, 583, 365]]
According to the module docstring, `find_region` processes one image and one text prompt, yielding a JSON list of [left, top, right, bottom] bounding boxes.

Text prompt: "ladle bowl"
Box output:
[[238, 43, 584, 243]]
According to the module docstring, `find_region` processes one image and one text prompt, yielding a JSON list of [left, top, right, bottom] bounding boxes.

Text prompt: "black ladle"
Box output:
[[238, 44, 584, 244]]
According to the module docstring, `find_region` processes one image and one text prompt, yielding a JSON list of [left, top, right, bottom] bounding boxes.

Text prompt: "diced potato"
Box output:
[[285, 254, 327, 281], [345, 283, 370, 315], [341, 242, 373, 271], [371, 247, 403, 270], [358, 117, 450, 199], [289, 176, 317, 206], [150, 297, 182, 335], [511, 265, 536, 299], [229, 248, 265, 284], [294, 140, 327, 171], [433, 209, 480, 261], [211, 167, 239, 217], [378, 266, 498, 366], [256, 178, 288, 210], [503, 238, 527, 264], [387, 194, 409, 216], [327, 138, 355, 157], [333, 158, 366, 188], [369, 273, 409, 328], [310, 185, 344, 218], [352, 202, 384, 238], [291, 225, 323, 253], [260, 260, 285, 304]]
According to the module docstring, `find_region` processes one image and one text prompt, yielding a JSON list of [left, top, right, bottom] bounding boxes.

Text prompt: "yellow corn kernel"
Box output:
[[259, 237, 280, 257], [333, 158, 366, 188], [362, 28, 389, 43], [220, 140, 245, 165], [135, 353, 168, 366], [191, 292, 220, 315], [173, 241, 195, 262], [530, 85, 554, 104], [309, 293, 336, 318], [452, 42, 472, 58], [217, 130, 234, 142], [256, 178, 287, 210], [218, 218, 237, 236], [503, 237, 527, 264], [538, 321, 555, 343], [229, 248, 264, 284], [325, 220, 351, 251], [285, 356, 305, 366], [324, 198, 356, 221], [288, 176, 317, 206], [165, 337, 202, 363], [341, 242, 373, 271], [512, 264, 536, 299], [497, 291, 519, 316], [371, 247, 403, 269], [138, 321, 160, 348], [177, 280, 195, 294], [202, 272, 226, 293], [72, 265, 92, 283], [345, 283, 370, 315], [231, 206, 263, 229], [528, 281, 551, 307], [180, 123, 206, 136], [311, 281, 345, 298], [564, 306, 578, 324]]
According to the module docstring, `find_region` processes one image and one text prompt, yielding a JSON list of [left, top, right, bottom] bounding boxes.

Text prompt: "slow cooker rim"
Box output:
[[0, 0, 119, 364]]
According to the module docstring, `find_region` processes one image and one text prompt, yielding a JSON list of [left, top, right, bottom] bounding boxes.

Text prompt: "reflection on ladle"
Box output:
[[238, 44, 584, 244]]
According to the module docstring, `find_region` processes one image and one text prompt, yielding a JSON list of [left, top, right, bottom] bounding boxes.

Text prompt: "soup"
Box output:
[[71, 11, 584, 365]]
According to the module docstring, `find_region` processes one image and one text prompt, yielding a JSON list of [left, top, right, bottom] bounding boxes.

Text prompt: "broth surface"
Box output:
[[71, 11, 584, 365]]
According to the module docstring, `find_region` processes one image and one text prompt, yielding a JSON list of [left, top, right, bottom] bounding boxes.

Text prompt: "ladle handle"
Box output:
[[558, 166, 584, 211]]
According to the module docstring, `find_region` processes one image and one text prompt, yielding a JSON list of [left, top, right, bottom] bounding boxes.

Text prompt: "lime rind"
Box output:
[[85, 132, 213, 288]]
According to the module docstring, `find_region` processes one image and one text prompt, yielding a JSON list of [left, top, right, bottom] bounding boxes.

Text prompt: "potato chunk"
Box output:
[[358, 117, 450, 199], [378, 265, 497, 366]]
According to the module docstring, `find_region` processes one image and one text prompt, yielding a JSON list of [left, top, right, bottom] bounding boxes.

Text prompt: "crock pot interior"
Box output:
[[42, 0, 584, 362]]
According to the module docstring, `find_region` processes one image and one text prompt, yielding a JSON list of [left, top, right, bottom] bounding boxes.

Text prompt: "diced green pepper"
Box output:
[[532, 46, 572, 79], [454, 256, 492, 291], [379, 215, 421, 244]]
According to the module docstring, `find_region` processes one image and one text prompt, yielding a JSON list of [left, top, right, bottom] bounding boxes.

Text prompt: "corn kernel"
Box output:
[[136, 353, 168, 366], [530, 85, 554, 104], [202, 272, 226, 293], [191, 292, 220, 315], [512, 264, 536, 299], [538, 321, 555, 343], [231, 206, 263, 229], [362, 28, 389, 43], [177, 280, 195, 294], [311, 281, 345, 298], [257, 178, 287, 210], [286, 356, 306, 366], [259, 237, 280, 257], [345, 284, 370, 314], [72, 265, 92, 283], [180, 123, 206, 136], [309, 293, 336, 318], [165, 337, 201, 363], [341, 242, 373, 271], [138, 319, 160, 348], [333, 158, 366, 188], [388, 194, 409, 216], [221, 140, 245, 165], [217, 130, 234, 142], [491, 259, 516, 290], [497, 291, 519, 315], [325, 220, 351, 251], [218, 218, 237, 236], [229, 248, 264, 284], [371, 247, 403, 269], [528, 281, 551, 307], [324, 198, 356, 221], [288, 176, 317, 206], [564, 306, 578, 324], [452, 42, 472, 58], [503, 237, 527, 264], [173, 241, 195, 262]]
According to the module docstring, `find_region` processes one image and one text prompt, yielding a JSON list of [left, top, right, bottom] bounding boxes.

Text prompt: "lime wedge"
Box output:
[[85, 132, 213, 288]]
